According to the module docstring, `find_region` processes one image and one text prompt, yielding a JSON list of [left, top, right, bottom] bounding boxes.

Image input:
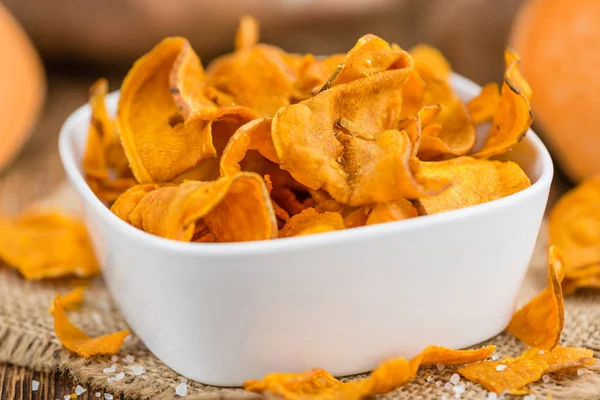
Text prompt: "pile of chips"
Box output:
[[81, 16, 534, 243]]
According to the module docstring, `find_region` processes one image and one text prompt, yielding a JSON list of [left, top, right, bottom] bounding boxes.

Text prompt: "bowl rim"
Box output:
[[58, 73, 554, 256]]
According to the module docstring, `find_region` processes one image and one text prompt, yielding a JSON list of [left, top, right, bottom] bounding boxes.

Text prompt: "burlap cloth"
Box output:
[[0, 180, 598, 400]]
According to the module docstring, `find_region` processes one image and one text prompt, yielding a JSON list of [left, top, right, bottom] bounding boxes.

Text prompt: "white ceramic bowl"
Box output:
[[59, 73, 553, 386]]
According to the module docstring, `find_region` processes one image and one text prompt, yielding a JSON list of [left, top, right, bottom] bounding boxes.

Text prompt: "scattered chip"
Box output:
[[53, 295, 130, 359], [0, 211, 99, 279], [49, 287, 86, 314], [507, 246, 565, 350]]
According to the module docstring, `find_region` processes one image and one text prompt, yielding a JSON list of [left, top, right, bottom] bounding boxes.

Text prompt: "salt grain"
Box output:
[[491, 354, 500, 361], [426, 376, 434, 383], [124, 335, 132, 342], [104, 394, 113, 400], [450, 373, 460, 385], [111, 355, 119, 362], [444, 382, 453, 390], [176, 380, 188, 397], [115, 372, 125, 381], [495, 364, 507, 372], [577, 368, 586, 376], [32, 380, 39, 391], [365, 59, 373, 65], [64, 396, 71, 400], [103, 364, 116, 373], [542, 374, 551, 383], [436, 380, 443, 387], [437, 364, 445, 371], [453, 384, 466, 397], [124, 354, 135, 364], [486, 393, 498, 400], [107, 377, 116, 383], [95, 393, 101, 398], [181, 378, 188, 384], [538, 350, 545, 355], [75, 385, 86, 395], [129, 365, 146, 376], [523, 395, 536, 400], [90, 312, 102, 324]]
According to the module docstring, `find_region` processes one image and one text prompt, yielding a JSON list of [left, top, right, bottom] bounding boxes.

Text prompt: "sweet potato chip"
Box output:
[[110, 183, 163, 221], [416, 157, 531, 215], [235, 15, 259, 52], [366, 199, 417, 225], [467, 82, 500, 125], [245, 345, 494, 400], [291, 54, 345, 101], [49, 287, 85, 314], [458, 346, 594, 393], [549, 177, 600, 269], [410, 45, 451, 80], [279, 208, 345, 238], [53, 294, 130, 359], [472, 51, 532, 158], [273, 68, 450, 206], [322, 34, 412, 89], [507, 246, 565, 350], [120, 173, 276, 242], [0, 211, 99, 280]]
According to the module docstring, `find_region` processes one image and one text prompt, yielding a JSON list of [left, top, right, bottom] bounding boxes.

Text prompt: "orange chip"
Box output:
[[291, 54, 345, 101], [520, 346, 595, 372], [507, 246, 565, 350], [467, 82, 500, 125], [322, 34, 412, 89], [118, 173, 277, 242], [272, 68, 450, 206], [245, 345, 494, 400], [562, 267, 600, 295], [279, 208, 345, 238], [410, 44, 451, 80], [53, 294, 129, 359], [0, 211, 99, 280], [49, 286, 86, 314], [549, 177, 600, 270], [271, 187, 309, 217], [366, 199, 417, 226], [416, 157, 531, 215], [235, 15, 259, 52], [472, 51, 533, 158], [110, 183, 163, 221]]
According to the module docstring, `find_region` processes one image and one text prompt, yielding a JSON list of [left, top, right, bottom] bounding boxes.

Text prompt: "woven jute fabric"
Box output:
[[0, 181, 599, 400]]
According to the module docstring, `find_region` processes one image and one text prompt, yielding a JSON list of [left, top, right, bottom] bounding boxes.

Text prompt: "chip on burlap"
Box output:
[[0, 205, 598, 400]]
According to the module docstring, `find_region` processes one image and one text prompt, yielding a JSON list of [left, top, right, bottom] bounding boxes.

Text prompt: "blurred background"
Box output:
[[1, 0, 597, 210]]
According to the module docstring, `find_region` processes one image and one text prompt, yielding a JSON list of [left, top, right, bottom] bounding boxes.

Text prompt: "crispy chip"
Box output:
[[116, 173, 276, 242], [53, 294, 129, 359], [49, 287, 85, 314], [458, 346, 594, 393], [273, 68, 450, 206], [549, 177, 600, 270], [472, 51, 532, 158], [0, 211, 99, 280], [416, 157, 531, 215], [279, 208, 345, 238], [245, 345, 494, 400], [410, 45, 451, 80], [507, 246, 565, 350], [467, 82, 500, 125], [235, 15, 259, 52], [291, 54, 345, 101], [366, 199, 417, 225], [110, 183, 163, 221], [562, 267, 600, 295]]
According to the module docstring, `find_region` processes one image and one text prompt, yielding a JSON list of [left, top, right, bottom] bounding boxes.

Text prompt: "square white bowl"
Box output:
[[59, 73, 553, 386]]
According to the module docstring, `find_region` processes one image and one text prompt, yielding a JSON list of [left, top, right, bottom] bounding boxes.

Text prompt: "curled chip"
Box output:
[[562, 264, 600, 295], [291, 54, 345, 101], [0, 211, 99, 280], [366, 199, 417, 226], [115, 173, 277, 242], [409, 45, 451, 80], [244, 345, 494, 400], [272, 67, 450, 206], [279, 208, 345, 238], [416, 157, 531, 215], [458, 345, 594, 393], [234, 15, 259, 52], [507, 246, 565, 350], [549, 177, 600, 270], [467, 82, 500, 125], [472, 51, 533, 158], [49, 287, 86, 314], [53, 295, 129, 359]]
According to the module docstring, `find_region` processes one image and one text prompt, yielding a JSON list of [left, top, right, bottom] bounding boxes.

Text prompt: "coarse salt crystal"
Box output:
[[523, 395, 536, 400], [538, 350, 545, 355], [107, 377, 116, 383], [124, 354, 135, 363], [111, 355, 119, 362], [176, 381, 188, 397], [436, 380, 443, 387], [115, 372, 125, 381], [577, 368, 586, 376], [450, 373, 460, 385], [75, 385, 86, 395], [491, 354, 500, 361], [129, 365, 146, 376], [487, 393, 498, 400], [444, 382, 453, 390], [64, 396, 71, 400], [542, 374, 551, 383], [103, 364, 116, 373], [365, 59, 373, 65], [495, 364, 507, 372], [32, 380, 39, 391], [437, 364, 445, 371], [90, 312, 102, 324], [181, 378, 188, 384], [104, 394, 113, 400], [95, 393, 101, 398], [426, 375, 434, 383]]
